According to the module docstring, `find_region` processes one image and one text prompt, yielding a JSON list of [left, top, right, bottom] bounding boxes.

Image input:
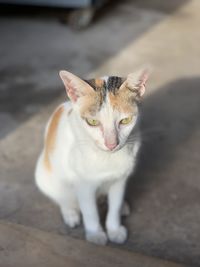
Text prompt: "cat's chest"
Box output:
[[70, 147, 135, 182]]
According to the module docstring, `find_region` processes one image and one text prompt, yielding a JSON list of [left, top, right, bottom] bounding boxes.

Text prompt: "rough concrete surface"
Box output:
[[0, 221, 187, 267], [1, 0, 200, 266]]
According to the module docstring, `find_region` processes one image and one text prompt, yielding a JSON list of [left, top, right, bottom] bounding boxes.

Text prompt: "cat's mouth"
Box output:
[[97, 143, 122, 153], [109, 147, 121, 153], [94, 139, 125, 152]]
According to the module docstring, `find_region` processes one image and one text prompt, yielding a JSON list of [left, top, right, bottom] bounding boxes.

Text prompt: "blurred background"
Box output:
[[0, 1, 200, 266]]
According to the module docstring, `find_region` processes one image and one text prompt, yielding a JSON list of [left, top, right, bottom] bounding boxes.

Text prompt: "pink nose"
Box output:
[[105, 142, 117, 150]]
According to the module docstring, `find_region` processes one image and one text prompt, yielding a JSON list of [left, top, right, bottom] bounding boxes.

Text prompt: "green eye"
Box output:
[[86, 118, 100, 126], [120, 116, 132, 125]]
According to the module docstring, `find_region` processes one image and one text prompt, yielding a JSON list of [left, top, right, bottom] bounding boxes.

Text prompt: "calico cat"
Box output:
[[35, 69, 148, 245]]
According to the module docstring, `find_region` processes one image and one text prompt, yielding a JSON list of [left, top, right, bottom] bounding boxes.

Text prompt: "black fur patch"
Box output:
[[84, 79, 96, 89], [106, 76, 123, 94]]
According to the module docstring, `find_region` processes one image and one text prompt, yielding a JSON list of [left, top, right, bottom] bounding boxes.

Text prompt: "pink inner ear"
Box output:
[[67, 83, 78, 102], [60, 72, 79, 102], [60, 70, 95, 103]]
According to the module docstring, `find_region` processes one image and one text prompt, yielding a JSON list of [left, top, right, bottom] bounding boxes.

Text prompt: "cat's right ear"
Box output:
[[59, 70, 94, 103]]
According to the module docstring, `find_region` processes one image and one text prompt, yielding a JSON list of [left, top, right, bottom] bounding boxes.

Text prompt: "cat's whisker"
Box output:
[[125, 126, 164, 145]]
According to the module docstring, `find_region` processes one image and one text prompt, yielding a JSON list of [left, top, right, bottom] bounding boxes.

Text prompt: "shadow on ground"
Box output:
[[126, 77, 200, 266]]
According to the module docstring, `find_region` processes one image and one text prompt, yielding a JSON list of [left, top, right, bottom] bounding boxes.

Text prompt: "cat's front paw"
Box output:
[[61, 208, 81, 228], [86, 230, 108, 245], [107, 225, 127, 244]]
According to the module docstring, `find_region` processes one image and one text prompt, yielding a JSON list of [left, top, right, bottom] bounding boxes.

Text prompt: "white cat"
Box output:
[[35, 69, 148, 245]]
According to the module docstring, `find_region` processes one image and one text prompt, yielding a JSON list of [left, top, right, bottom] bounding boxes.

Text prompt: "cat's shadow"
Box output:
[[126, 77, 200, 205]]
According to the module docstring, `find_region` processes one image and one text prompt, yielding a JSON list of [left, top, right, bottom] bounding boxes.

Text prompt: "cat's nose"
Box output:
[[105, 142, 118, 151]]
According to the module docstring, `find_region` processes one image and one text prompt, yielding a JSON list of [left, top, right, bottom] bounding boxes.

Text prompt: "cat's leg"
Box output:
[[106, 179, 128, 244], [76, 184, 107, 245], [39, 175, 80, 228], [59, 187, 81, 228], [35, 158, 80, 228]]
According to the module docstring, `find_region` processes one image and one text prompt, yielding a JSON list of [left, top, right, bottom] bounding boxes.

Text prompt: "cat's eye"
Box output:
[[120, 116, 132, 125], [86, 118, 100, 126]]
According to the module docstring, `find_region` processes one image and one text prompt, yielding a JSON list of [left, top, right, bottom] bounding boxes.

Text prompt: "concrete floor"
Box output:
[[1, 0, 200, 266]]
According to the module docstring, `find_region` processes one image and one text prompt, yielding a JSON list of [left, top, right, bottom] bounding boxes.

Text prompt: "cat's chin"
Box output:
[[96, 144, 122, 153]]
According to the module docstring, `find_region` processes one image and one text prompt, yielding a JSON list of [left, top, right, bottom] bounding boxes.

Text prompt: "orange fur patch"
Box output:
[[94, 78, 104, 88], [79, 78, 105, 117], [44, 105, 64, 172], [108, 90, 136, 114], [80, 92, 102, 117]]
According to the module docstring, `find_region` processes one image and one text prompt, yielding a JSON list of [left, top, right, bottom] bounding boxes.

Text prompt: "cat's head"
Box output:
[[59, 69, 149, 152]]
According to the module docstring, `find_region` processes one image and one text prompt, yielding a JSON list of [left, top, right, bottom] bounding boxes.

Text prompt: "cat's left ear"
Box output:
[[121, 68, 150, 99]]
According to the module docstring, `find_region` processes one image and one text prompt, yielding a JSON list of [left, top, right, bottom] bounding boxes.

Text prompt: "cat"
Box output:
[[35, 68, 149, 245]]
